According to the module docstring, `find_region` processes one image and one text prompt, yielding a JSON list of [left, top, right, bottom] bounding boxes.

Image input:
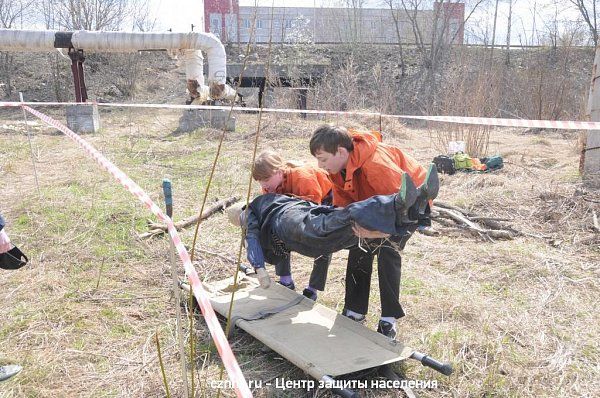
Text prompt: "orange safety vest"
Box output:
[[264, 165, 333, 204]]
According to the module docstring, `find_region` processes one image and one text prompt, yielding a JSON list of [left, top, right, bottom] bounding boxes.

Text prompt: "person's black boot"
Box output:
[[407, 163, 441, 222], [395, 172, 418, 212], [419, 163, 440, 210], [395, 172, 419, 225]]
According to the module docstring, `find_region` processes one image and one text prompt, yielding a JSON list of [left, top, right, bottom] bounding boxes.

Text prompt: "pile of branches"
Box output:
[[431, 201, 518, 241]]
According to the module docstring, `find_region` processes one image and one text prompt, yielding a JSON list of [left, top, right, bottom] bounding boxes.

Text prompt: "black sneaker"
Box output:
[[377, 320, 397, 339], [341, 308, 366, 323], [278, 280, 295, 290], [302, 288, 317, 301], [0, 364, 22, 382]]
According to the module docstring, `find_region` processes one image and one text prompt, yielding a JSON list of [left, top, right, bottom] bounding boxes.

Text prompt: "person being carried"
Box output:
[[252, 149, 333, 301], [227, 169, 438, 301], [0, 213, 28, 382], [309, 124, 432, 339]]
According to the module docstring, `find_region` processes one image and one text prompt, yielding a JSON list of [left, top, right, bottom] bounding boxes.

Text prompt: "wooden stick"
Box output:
[[139, 196, 239, 239], [433, 201, 472, 215], [469, 216, 512, 222]]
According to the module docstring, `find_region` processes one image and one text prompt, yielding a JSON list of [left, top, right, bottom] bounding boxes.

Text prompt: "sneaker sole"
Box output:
[[396, 172, 419, 210], [422, 163, 440, 201]]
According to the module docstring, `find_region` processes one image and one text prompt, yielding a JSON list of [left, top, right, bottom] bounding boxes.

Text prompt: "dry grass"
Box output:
[[0, 107, 598, 398]]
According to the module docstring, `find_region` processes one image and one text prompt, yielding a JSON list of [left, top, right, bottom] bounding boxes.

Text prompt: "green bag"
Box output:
[[453, 152, 472, 170], [483, 155, 504, 171]]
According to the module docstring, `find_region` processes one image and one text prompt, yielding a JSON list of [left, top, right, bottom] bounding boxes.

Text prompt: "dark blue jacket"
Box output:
[[245, 194, 313, 264]]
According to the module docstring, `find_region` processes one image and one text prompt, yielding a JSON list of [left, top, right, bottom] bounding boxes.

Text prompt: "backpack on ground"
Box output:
[[453, 152, 473, 170], [433, 155, 456, 175]]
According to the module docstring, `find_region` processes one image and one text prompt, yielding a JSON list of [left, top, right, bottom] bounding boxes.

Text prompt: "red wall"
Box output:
[[204, 0, 239, 35], [434, 1, 465, 44]]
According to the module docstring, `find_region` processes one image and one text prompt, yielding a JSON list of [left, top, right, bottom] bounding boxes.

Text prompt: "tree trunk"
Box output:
[[389, 5, 406, 77], [505, 0, 513, 66]]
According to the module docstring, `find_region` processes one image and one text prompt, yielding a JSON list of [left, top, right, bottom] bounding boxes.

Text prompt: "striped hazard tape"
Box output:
[[1, 100, 599, 131], [21, 105, 253, 398]]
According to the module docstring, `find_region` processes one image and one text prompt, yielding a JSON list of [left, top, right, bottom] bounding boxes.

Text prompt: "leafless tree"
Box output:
[[393, 0, 487, 112], [34, 0, 155, 100], [129, 0, 155, 32], [505, 0, 513, 65], [382, 0, 406, 77], [50, 0, 133, 31], [0, 0, 35, 96], [489, 0, 499, 62], [568, 0, 599, 46], [343, 0, 366, 43]]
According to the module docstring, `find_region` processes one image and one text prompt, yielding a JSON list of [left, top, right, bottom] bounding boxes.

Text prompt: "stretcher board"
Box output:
[[206, 275, 414, 380]]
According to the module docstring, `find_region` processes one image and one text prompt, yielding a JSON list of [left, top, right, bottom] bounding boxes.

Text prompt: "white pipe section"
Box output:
[[70, 31, 227, 86], [0, 29, 55, 51], [0, 29, 235, 100], [184, 50, 205, 87], [183, 50, 210, 102]]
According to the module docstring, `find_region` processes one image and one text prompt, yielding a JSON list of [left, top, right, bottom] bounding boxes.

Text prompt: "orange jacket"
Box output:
[[263, 165, 333, 204], [329, 131, 426, 207]]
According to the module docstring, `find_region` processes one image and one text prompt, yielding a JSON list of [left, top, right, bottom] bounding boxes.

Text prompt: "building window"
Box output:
[[448, 20, 460, 41], [211, 18, 220, 28], [284, 19, 292, 29], [242, 18, 251, 29], [256, 19, 265, 29]]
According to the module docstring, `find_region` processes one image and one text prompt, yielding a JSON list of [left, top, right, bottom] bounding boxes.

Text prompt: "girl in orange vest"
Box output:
[[253, 149, 333, 205], [252, 149, 333, 300]]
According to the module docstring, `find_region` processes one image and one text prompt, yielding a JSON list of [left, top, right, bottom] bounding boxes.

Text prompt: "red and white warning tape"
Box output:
[[1, 100, 599, 131], [21, 105, 253, 398]]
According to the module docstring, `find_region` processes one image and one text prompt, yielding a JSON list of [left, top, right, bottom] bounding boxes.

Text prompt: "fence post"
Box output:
[[584, 45, 600, 187]]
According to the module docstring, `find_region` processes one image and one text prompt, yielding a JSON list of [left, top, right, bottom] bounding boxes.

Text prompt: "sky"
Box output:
[[150, 0, 586, 46]]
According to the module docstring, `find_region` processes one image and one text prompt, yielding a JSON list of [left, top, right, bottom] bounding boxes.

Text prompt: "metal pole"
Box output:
[[162, 179, 190, 398], [19, 92, 41, 196], [584, 46, 600, 187]]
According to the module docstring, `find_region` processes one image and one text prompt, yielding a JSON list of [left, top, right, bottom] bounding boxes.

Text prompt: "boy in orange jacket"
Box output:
[[252, 149, 333, 300], [309, 124, 433, 338]]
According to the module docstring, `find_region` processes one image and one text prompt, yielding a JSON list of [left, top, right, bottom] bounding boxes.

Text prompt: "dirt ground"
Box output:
[[0, 106, 598, 398]]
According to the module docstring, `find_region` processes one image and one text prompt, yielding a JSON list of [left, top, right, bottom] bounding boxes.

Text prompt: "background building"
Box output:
[[205, 1, 465, 45]]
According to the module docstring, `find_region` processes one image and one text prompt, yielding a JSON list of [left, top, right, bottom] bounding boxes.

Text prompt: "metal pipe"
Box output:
[[0, 29, 235, 100]]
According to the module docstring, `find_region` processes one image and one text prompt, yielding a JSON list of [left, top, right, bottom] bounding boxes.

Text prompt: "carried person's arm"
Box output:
[[244, 208, 271, 288], [0, 214, 11, 253]]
